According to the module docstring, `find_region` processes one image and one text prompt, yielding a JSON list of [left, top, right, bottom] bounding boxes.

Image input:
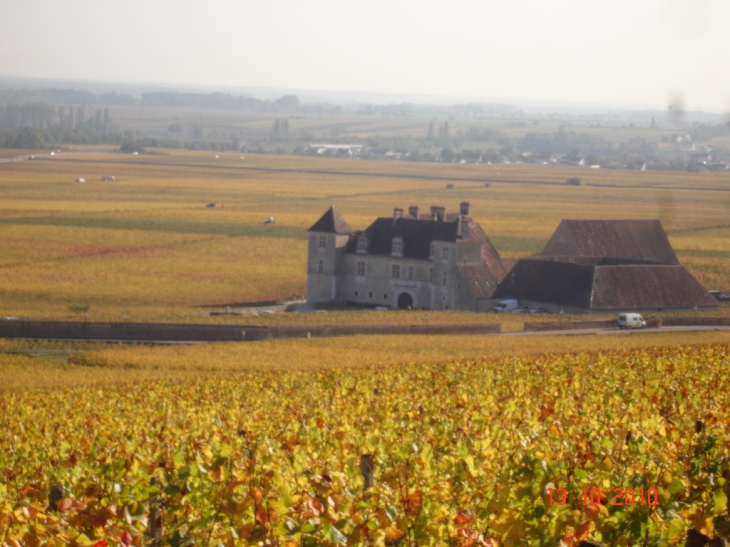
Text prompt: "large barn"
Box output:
[[493, 220, 718, 313]]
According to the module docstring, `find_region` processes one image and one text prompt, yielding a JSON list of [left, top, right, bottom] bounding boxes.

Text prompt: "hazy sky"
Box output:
[[1, 0, 729, 111]]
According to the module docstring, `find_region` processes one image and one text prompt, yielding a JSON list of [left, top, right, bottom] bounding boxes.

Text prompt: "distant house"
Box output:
[[307, 144, 363, 157], [305, 203, 508, 310], [493, 220, 718, 313]]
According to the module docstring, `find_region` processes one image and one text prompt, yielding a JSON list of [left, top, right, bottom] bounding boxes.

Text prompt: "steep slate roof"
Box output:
[[307, 206, 354, 234], [345, 217, 460, 260], [540, 220, 679, 265]]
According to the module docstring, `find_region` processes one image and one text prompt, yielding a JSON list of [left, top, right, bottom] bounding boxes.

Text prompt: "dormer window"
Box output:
[[429, 242, 435, 259], [357, 235, 368, 254], [392, 237, 403, 257], [318, 235, 327, 248]]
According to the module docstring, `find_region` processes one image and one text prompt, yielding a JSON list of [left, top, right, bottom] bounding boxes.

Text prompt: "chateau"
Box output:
[[306, 203, 507, 310], [306, 206, 718, 313]]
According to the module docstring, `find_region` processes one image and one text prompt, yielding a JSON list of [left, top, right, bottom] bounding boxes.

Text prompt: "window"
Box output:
[[368, 292, 373, 298], [442, 246, 449, 260], [429, 268, 434, 282], [318, 259, 324, 274], [354, 290, 359, 297], [391, 264, 400, 279], [392, 237, 402, 256], [357, 261, 365, 276], [408, 265, 414, 280], [318, 235, 327, 248], [442, 271, 448, 285], [429, 242, 435, 258], [383, 293, 388, 299], [357, 235, 368, 253]]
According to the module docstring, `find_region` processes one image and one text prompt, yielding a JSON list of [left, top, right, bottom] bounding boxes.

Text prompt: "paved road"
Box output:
[[504, 325, 730, 336], [3, 324, 728, 344], [0, 151, 105, 163]]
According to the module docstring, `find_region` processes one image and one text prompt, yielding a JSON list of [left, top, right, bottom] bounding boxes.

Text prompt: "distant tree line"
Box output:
[[0, 127, 121, 149], [517, 127, 614, 155], [0, 87, 305, 112], [0, 102, 116, 134]]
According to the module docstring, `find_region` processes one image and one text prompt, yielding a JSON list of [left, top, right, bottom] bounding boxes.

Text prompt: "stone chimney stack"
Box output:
[[459, 217, 470, 240], [460, 202, 471, 217], [393, 207, 403, 219], [430, 206, 446, 222], [408, 205, 419, 218]]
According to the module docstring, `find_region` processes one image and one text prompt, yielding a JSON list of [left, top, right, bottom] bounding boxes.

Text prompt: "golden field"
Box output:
[[0, 148, 729, 320], [2, 149, 730, 546], [0, 330, 729, 390], [2, 343, 730, 546]]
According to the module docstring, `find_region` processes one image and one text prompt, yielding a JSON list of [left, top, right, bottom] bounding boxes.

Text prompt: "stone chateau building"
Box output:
[[306, 203, 507, 310], [306, 205, 718, 313]]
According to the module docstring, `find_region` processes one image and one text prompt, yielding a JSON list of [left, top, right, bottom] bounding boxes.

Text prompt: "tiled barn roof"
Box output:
[[494, 259, 718, 310], [540, 219, 679, 265]]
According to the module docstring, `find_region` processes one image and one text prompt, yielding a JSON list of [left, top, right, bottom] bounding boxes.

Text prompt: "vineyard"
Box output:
[[1, 150, 730, 321], [2, 344, 730, 546]]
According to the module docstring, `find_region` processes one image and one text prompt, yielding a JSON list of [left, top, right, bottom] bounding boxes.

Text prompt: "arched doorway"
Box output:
[[397, 292, 413, 310]]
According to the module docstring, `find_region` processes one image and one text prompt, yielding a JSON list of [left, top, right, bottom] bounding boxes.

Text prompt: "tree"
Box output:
[[168, 123, 182, 133], [120, 140, 144, 154], [103, 108, 110, 134], [12, 128, 45, 149], [566, 177, 581, 186], [584, 154, 600, 166], [440, 148, 455, 162], [427, 119, 435, 139], [270, 118, 290, 141], [274, 95, 301, 110], [190, 122, 204, 139], [77, 104, 86, 129]]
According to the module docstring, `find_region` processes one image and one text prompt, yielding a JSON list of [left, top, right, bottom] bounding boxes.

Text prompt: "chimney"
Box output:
[[393, 207, 403, 219], [408, 205, 419, 218], [459, 217, 470, 240], [430, 206, 445, 221], [460, 202, 471, 217]]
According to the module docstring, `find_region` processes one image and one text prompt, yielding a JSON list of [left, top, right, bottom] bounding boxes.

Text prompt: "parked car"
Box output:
[[617, 313, 646, 329], [514, 306, 530, 313], [493, 299, 519, 312], [528, 306, 549, 314]]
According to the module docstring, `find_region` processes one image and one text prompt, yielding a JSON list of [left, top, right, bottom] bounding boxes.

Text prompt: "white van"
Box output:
[[617, 313, 646, 329], [494, 299, 519, 312]]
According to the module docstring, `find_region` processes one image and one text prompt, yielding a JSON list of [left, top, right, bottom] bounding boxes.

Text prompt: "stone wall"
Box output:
[[0, 320, 500, 342]]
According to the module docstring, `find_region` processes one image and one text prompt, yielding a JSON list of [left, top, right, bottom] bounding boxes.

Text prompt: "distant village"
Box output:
[[302, 132, 730, 172], [2, 87, 729, 172]]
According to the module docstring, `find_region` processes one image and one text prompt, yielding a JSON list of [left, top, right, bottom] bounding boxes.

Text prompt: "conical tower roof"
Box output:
[[307, 205, 354, 234]]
